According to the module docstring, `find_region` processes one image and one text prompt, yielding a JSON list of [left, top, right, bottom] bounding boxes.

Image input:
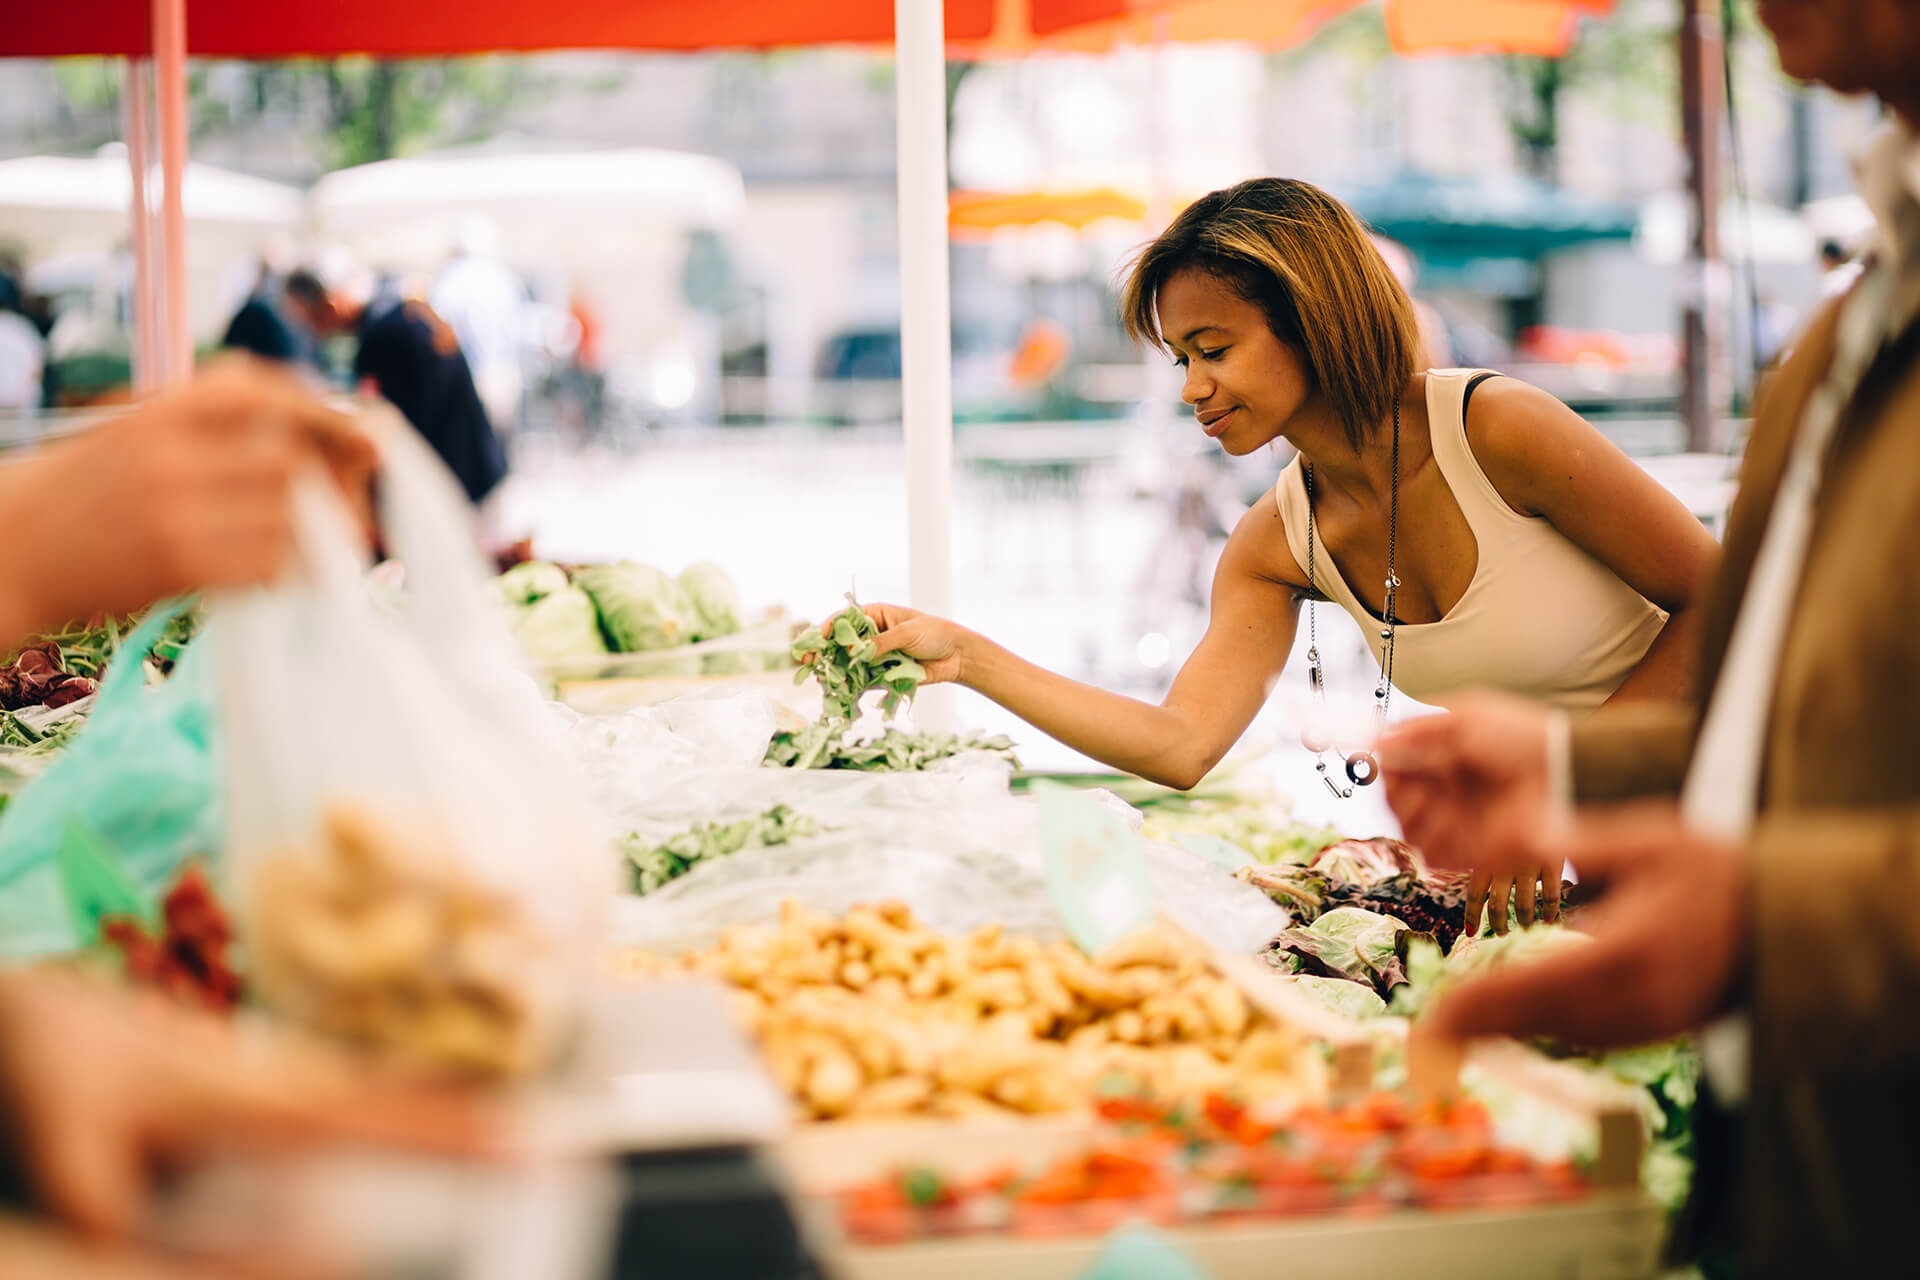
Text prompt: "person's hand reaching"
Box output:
[[800, 602, 971, 686], [0, 358, 376, 639], [1378, 692, 1563, 934], [1410, 806, 1747, 1070]]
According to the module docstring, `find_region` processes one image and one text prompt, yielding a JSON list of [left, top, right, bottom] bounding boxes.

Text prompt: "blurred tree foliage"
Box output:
[[48, 55, 534, 171], [1275, 0, 1773, 183]]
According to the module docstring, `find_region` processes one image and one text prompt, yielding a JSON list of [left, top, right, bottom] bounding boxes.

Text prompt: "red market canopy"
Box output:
[[1, 0, 1612, 58]]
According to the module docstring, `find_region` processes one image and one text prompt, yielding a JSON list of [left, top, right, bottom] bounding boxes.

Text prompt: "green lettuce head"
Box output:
[[512, 586, 608, 662], [573, 562, 693, 652], [497, 561, 570, 607], [679, 561, 743, 640]]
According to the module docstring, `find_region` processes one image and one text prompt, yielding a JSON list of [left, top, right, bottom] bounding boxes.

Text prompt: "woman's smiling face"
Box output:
[[1155, 266, 1315, 457]]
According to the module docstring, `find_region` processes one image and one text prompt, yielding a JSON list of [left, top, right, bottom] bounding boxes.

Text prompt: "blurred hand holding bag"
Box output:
[[213, 404, 610, 1080]]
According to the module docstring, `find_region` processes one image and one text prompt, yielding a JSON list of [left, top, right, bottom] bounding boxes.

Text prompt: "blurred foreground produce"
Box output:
[[838, 1091, 1588, 1244], [623, 903, 1325, 1122], [248, 800, 554, 1081]]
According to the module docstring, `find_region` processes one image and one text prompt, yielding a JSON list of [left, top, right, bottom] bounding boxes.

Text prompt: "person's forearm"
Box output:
[[1604, 606, 1699, 704], [958, 632, 1211, 789]]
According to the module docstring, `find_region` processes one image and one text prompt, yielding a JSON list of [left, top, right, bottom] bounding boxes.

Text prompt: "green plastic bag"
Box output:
[[1077, 1228, 1213, 1280], [1033, 779, 1155, 955], [0, 603, 217, 959]]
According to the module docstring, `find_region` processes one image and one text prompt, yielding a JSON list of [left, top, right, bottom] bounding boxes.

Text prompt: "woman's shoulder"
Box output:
[[1223, 483, 1311, 592], [1450, 373, 1591, 518]]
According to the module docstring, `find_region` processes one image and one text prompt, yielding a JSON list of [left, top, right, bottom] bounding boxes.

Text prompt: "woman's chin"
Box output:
[[1217, 429, 1267, 458]]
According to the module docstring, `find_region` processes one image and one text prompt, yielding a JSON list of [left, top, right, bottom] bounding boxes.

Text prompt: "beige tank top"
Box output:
[[1275, 369, 1667, 712]]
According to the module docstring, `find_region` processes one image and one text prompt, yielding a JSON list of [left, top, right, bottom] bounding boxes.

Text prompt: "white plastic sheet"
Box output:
[[567, 689, 1287, 959]]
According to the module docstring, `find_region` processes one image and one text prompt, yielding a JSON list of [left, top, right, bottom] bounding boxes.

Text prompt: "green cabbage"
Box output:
[[1267, 906, 1414, 996], [1289, 974, 1389, 1021], [679, 561, 742, 640], [573, 562, 693, 652], [497, 561, 570, 607], [511, 586, 608, 662]]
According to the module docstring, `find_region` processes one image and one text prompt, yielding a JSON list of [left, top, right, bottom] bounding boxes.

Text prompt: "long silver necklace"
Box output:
[[1302, 399, 1399, 799]]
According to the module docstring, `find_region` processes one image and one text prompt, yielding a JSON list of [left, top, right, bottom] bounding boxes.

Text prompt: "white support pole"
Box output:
[[122, 59, 160, 395], [893, 0, 958, 729], [153, 0, 192, 387]]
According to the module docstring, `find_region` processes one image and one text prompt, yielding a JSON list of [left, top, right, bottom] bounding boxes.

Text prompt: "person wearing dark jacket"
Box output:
[[283, 270, 508, 505]]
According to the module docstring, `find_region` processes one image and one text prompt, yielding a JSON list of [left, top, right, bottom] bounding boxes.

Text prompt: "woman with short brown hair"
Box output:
[[862, 177, 1711, 819]]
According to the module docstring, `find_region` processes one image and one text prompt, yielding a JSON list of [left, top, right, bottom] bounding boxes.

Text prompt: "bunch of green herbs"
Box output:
[[624, 804, 822, 894], [789, 594, 926, 725], [765, 726, 1019, 772], [774, 595, 929, 769]]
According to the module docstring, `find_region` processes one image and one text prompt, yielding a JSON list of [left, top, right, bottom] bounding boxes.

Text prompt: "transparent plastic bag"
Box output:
[[212, 412, 610, 1080]]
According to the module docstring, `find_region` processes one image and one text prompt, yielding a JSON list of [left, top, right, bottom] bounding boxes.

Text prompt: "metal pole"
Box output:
[[1789, 86, 1813, 209], [153, 0, 192, 386], [1679, 0, 1725, 453], [122, 59, 160, 395], [895, 0, 958, 729]]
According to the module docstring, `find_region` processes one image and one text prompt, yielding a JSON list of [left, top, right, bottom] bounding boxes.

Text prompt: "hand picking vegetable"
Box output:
[[792, 594, 927, 726], [772, 595, 931, 769]]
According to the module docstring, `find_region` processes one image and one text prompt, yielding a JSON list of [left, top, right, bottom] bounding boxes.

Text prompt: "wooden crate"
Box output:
[[822, 1194, 1665, 1280]]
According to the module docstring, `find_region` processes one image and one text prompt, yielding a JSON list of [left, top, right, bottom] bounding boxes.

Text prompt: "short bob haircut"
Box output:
[[1121, 177, 1420, 453]]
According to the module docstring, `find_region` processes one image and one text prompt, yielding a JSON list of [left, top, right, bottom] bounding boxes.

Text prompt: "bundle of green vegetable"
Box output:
[[0, 710, 84, 755], [772, 597, 1023, 772], [789, 595, 926, 725], [623, 804, 821, 894], [764, 725, 1020, 772]]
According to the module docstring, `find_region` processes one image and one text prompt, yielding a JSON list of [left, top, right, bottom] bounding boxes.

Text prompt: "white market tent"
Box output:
[[0, 147, 303, 344], [0, 146, 301, 253], [308, 144, 747, 265]]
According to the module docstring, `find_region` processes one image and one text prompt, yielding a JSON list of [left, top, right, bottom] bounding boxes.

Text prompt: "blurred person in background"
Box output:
[[853, 178, 1712, 821], [0, 289, 46, 416], [220, 245, 318, 374], [284, 268, 508, 508], [1379, 1, 1920, 1272], [431, 215, 527, 433], [565, 286, 607, 437]]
